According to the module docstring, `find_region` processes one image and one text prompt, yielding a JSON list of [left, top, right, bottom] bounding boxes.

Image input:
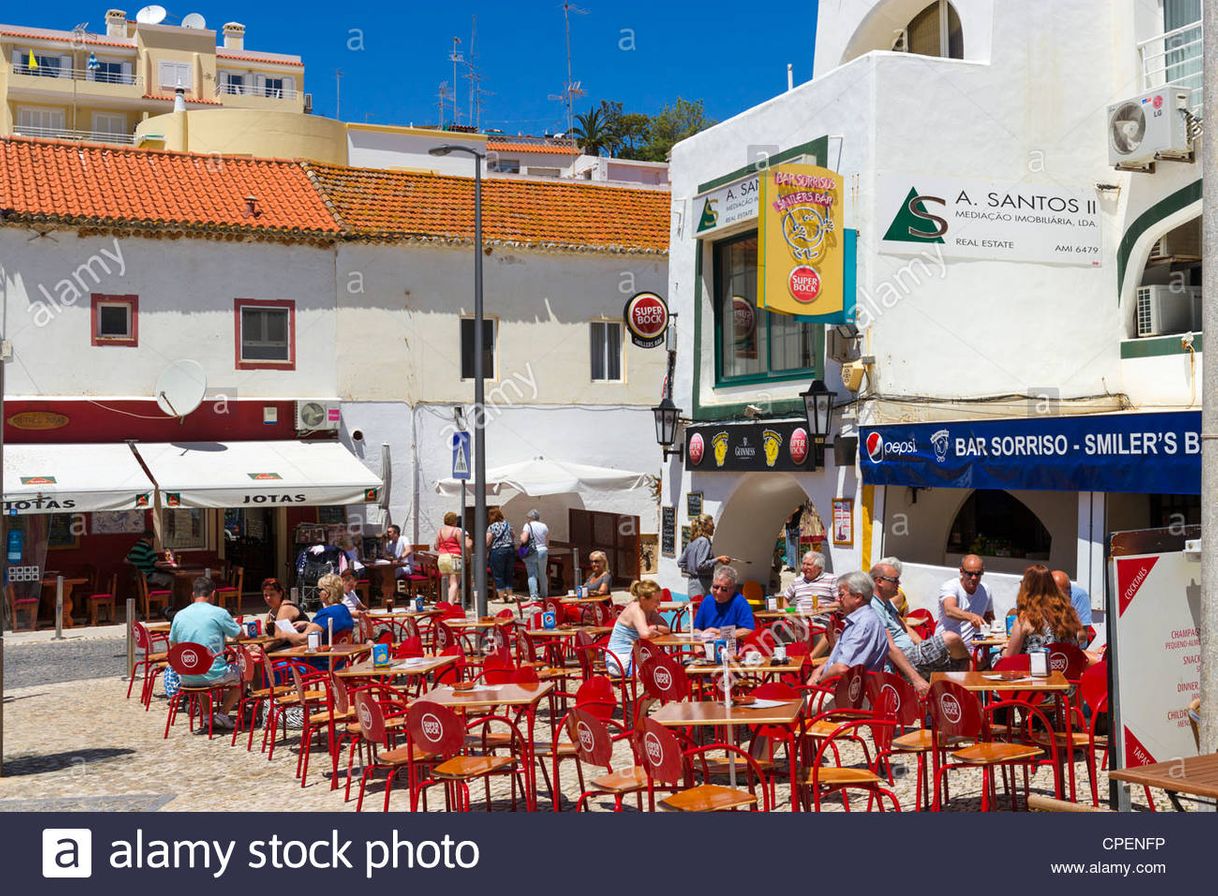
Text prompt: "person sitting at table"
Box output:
[[583, 551, 613, 596], [125, 529, 176, 589], [783, 551, 839, 612], [692, 565, 754, 638], [808, 571, 889, 685], [169, 576, 244, 731], [277, 574, 354, 651], [262, 578, 307, 649], [383, 525, 413, 579], [1003, 564, 1086, 658], [338, 534, 366, 575], [339, 569, 367, 618], [605, 579, 669, 676]]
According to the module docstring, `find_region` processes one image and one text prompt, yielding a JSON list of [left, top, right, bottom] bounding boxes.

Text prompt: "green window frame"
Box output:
[[711, 230, 818, 387]]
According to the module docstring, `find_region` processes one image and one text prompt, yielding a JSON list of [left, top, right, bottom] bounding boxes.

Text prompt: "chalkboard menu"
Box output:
[[687, 491, 703, 518], [661, 506, 676, 557]]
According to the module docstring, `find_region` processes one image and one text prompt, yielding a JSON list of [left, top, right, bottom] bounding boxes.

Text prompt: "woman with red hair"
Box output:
[[1002, 564, 1084, 657]]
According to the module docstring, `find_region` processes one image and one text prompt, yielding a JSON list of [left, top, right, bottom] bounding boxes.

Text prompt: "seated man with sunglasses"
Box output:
[[937, 555, 993, 650], [692, 565, 755, 638], [870, 560, 970, 696]]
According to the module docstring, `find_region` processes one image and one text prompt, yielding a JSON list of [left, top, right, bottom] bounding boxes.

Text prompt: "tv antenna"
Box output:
[[437, 81, 454, 128], [155, 360, 207, 420], [464, 16, 494, 131], [449, 36, 465, 126], [548, 2, 588, 133]]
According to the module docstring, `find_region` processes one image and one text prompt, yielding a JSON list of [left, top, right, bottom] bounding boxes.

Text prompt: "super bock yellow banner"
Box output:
[[757, 163, 845, 318]]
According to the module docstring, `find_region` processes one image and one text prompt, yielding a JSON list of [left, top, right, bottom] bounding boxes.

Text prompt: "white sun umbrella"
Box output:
[[435, 456, 649, 499]]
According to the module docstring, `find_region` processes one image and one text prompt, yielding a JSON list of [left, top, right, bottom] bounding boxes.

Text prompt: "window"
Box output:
[[91, 112, 128, 137], [590, 321, 623, 381], [158, 61, 193, 91], [12, 51, 66, 77], [16, 107, 66, 134], [527, 167, 562, 177], [904, 1, 964, 59], [460, 318, 497, 379], [91, 294, 138, 346], [713, 232, 817, 383], [165, 508, 207, 550], [492, 158, 520, 174], [90, 60, 132, 84], [219, 72, 246, 95], [261, 76, 291, 98], [235, 299, 295, 369], [1148, 493, 1200, 528], [946, 490, 1052, 561]]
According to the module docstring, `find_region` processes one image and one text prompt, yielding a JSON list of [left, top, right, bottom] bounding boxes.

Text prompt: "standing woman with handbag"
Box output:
[[486, 507, 516, 603], [519, 509, 550, 600], [434, 512, 472, 605]]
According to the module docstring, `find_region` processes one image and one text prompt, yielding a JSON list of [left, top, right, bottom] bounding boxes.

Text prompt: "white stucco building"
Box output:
[[660, 0, 1204, 624]]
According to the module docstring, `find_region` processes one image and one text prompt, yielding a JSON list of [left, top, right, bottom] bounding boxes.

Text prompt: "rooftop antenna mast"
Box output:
[[464, 16, 494, 131], [335, 69, 343, 120], [437, 81, 452, 128], [449, 36, 464, 126], [548, 2, 587, 133]]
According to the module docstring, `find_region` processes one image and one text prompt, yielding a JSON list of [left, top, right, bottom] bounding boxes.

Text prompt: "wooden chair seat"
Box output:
[[346, 716, 406, 735], [532, 741, 579, 759], [590, 767, 649, 793], [704, 755, 777, 775], [147, 651, 169, 663], [308, 708, 356, 726], [950, 742, 1043, 765], [801, 717, 855, 737], [250, 684, 294, 699], [804, 766, 883, 786], [1030, 730, 1094, 748], [660, 783, 757, 812], [376, 744, 437, 765], [891, 729, 972, 752], [465, 732, 513, 750], [432, 754, 516, 779], [279, 689, 326, 706]]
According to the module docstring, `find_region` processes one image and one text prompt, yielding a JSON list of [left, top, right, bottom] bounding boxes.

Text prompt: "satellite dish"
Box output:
[[136, 5, 168, 25], [181, 12, 207, 29], [155, 360, 207, 418], [1109, 101, 1146, 157]]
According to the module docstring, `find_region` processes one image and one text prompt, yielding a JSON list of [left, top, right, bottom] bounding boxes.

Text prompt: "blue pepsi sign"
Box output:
[[860, 411, 1200, 495]]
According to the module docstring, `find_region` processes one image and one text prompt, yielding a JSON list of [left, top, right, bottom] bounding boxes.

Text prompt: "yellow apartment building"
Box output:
[[0, 7, 304, 145]]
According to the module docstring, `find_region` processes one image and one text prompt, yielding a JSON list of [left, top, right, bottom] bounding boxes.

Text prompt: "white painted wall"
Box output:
[[346, 127, 488, 175], [0, 229, 338, 399]]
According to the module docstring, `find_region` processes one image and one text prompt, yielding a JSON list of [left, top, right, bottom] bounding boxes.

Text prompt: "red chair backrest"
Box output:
[[661, 587, 672, 602], [927, 679, 983, 739], [634, 639, 661, 669], [567, 707, 614, 768], [331, 673, 350, 715], [442, 604, 467, 620], [864, 671, 922, 726], [639, 652, 689, 704], [233, 644, 257, 684], [393, 636, 425, 659], [1046, 642, 1088, 682], [376, 629, 395, 646], [906, 608, 935, 639], [496, 608, 515, 620], [353, 691, 387, 744], [637, 717, 685, 785], [333, 629, 353, 646], [168, 642, 214, 676], [993, 655, 1030, 672], [434, 621, 456, 651], [1080, 659, 1108, 715], [406, 701, 465, 758], [511, 666, 540, 685], [483, 649, 517, 684], [134, 621, 155, 652], [575, 675, 618, 720], [834, 664, 870, 710]]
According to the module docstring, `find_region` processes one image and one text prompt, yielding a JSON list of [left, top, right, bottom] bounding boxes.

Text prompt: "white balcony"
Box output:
[[1138, 18, 1202, 113], [12, 125, 135, 145], [8, 63, 142, 88], [216, 81, 298, 100]]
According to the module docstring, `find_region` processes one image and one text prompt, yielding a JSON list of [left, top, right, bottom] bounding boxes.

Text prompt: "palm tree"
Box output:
[[572, 107, 609, 156]]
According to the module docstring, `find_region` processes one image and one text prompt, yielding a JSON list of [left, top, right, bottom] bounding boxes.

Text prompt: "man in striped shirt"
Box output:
[[125, 530, 174, 588], [783, 551, 839, 612]]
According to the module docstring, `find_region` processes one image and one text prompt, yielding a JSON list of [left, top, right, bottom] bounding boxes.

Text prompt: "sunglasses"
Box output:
[[960, 570, 983, 579], [710, 584, 733, 592], [875, 575, 900, 584]]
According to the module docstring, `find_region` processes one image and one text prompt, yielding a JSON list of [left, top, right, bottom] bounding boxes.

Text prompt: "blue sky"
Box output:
[[15, 1, 818, 134]]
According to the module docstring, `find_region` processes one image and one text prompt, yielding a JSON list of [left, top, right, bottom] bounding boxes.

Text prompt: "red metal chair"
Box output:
[[86, 573, 118, 626], [1077, 659, 1156, 810], [906, 608, 936, 640], [867, 671, 936, 810], [536, 676, 621, 810], [128, 621, 169, 708], [162, 642, 231, 739], [407, 701, 526, 812], [636, 717, 770, 812], [927, 679, 1044, 811], [214, 566, 244, 613], [801, 709, 903, 812], [568, 707, 648, 812], [291, 664, 339, 788], [231, 648, 292, 750], [351, 688, 434, 811]]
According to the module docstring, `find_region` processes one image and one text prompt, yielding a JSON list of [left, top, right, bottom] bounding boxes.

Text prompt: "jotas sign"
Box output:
[[878, 175, 1102, 266], [686, 420, 814, 473], [757, 163, 849, 321], [861, 411, 1200, 495]]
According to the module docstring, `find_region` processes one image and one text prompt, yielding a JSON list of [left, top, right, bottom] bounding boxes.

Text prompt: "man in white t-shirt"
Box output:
[[937, 554, 993, 648]]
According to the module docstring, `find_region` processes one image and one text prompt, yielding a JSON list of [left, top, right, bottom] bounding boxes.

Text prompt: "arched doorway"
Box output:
[[711, 472, 830, 589]]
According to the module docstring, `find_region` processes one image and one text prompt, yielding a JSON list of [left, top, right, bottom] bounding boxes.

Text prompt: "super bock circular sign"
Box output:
[[624, 292, 669, 348]]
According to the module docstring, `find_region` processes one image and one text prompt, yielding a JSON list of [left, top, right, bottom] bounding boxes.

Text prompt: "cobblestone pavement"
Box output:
[[0, 671, 1169, 813]]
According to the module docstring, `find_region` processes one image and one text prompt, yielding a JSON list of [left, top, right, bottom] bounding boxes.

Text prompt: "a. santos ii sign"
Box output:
[[878, 175, 1101, 266]]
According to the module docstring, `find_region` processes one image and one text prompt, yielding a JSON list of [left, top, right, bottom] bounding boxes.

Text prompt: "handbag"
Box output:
[[438, 553, 462, 575], [517, 523, 537, 560]]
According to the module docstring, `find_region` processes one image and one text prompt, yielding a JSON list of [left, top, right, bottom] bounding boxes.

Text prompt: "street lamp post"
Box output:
[[431, 144, 489, 616]]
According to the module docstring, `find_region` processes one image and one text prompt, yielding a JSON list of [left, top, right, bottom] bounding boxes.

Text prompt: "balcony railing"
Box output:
[[215, 82, 298, 100], [12, 125, 135, 145], [1138, 18, 1203, 113], [8, 63, 142, 88]]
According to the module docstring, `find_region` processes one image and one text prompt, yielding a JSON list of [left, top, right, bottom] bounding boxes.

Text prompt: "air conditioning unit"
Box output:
[[303, 93, 313, 114], [1136, 285, 1201, 337], [1151, 224, 1202, 260], [295, 400, 341, 431], [1107, 87, 1193, 169]]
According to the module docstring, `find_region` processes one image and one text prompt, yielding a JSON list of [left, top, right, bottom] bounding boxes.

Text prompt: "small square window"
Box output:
[[91, 294, 138, 346], [235, 299, 295, 369], [590, 321, 623, 382]]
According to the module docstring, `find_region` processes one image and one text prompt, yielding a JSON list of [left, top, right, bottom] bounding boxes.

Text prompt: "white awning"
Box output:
[[2, 443, 154, 514], [436, 457, 650, 499], [134, 441, 381, 509]]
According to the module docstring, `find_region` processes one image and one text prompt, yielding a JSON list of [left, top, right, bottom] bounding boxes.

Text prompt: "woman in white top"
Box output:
[[519, 509, 551, 600]]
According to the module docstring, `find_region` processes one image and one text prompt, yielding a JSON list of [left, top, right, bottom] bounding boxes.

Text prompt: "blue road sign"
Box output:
[[451, 431, 471, 480]]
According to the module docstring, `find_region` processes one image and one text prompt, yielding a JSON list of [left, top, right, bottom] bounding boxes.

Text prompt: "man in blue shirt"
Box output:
[[693, 565, 755, 637], [1052, 569, 1092, 628], [809, 571, 889, 683], [169, 576, 243, 730]]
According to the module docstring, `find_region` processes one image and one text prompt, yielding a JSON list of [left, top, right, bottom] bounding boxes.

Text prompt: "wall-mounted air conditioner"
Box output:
[[1107, 87, 1193, 169], [295, 400, 341, 431], [1136, 285, 1201, 337]]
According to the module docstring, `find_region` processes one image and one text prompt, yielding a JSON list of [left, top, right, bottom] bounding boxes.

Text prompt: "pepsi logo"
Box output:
[[653, 667, 673, 691], [421, 713, 443, 741], [866, 432, 884, 462], [576, 721, 595, 754], [644, 731, 664, 766], [865, 431, 918, 462], [789, 427, 809, 464], [939, 693, 963, 724], [689, 432, 705, 466]]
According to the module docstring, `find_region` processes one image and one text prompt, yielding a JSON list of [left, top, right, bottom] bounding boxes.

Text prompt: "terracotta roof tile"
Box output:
[[0, 26, 135, 49], [304, 164, 668, 254], [216, 51, 304, 67], [486, 140, 580, 156], [143, 94, 224, 106], [0, 137, 339, 241]]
